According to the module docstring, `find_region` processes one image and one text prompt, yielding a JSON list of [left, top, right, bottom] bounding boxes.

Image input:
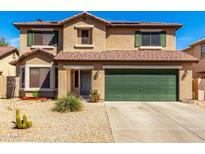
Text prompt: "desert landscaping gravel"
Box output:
[[0, 99, 113, 143]]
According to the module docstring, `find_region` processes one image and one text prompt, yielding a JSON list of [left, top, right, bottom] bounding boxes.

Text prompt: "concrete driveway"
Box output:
[[106, 102, 205, 143]]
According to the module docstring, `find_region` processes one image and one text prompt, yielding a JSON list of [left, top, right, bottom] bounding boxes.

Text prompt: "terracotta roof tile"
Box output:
[[0, 46, 17, 58], [10, 48, 54, 65], [54, 50, 198, 63], [13, 12, 182, 29]]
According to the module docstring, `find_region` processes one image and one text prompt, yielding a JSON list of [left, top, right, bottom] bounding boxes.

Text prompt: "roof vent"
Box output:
[[36, 19, 43, 22]]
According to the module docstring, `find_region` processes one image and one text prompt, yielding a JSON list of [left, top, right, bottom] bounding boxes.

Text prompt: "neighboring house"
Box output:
[[0, 46, 18, 76], [183, 39, 205, 100], [183, 39, 205, 79], [0, 46, 18, 98], [11, 12, 198, 101]]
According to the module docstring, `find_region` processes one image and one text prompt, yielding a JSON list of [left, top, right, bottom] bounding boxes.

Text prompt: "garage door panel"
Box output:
[[106, 94, 141, 101], [105, 69, 178, 101]]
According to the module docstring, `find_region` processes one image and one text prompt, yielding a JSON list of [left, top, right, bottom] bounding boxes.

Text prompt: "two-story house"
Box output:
[[11, 12, 198, 102], [183, 39, 205, 79], [183, 39, 205, 100]]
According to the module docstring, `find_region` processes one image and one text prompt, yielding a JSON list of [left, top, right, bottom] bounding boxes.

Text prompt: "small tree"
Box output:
[[0, 37, 9, 46]]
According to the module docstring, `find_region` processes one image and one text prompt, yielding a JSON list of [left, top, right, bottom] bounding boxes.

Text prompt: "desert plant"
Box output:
[[89, 89, 100, 103], [16, 109, 22, 129], [32, 91, 40, 98], [15, 109, 32, 129], [53, 95, 83, 112], [0, 37, 9, 46]]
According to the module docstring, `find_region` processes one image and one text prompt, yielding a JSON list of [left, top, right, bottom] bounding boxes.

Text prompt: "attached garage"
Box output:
[[105, 69, 178, 101]]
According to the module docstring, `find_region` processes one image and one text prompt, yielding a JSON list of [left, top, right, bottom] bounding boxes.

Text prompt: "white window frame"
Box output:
[[22, 64, 56, 91], [139, 29, 162, 49]]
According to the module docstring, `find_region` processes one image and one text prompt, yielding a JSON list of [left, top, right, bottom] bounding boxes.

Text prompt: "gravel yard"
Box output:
[[0, 99, 113, 143]]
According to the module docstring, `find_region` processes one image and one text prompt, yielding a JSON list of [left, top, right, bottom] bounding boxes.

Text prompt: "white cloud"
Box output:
[[8, 37, 19, 48]]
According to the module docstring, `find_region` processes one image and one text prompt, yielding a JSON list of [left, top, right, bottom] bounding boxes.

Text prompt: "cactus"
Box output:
[[26, 121, 32, 128], [23, 115, 27, 125], [15, 109, 32, 129], [16, 109, 22, 129]]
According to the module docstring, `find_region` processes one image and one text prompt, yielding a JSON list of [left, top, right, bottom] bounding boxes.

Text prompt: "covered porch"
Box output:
[[57, 63, 105, 100]]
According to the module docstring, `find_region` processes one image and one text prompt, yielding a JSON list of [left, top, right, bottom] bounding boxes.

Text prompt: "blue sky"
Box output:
[[1, 11, 205, 50]]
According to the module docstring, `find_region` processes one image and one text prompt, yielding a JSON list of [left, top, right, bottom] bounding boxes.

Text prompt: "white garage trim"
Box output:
[[103, 65, 182, 69], [63, 65, 94, 70]]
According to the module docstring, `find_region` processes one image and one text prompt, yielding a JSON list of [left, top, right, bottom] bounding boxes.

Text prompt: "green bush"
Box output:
[[53, 95, 83, 112], [32, 91, 40, 98], [15, 109, 32, 129], [89, 89, 100, 103]]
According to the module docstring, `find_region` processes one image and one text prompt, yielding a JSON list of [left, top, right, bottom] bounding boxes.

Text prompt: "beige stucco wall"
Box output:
[[179, 64, 193, 101], [19, 27, 63, 56], [63, 16, 106, 52], [106, 27, 176, 50], [0, 52, 17, 76], [58, 63, 71, 98], [92, 70, 105, 100]]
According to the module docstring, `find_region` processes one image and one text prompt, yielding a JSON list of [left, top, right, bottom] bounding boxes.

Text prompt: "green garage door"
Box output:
[[105, 69, 178, 101]]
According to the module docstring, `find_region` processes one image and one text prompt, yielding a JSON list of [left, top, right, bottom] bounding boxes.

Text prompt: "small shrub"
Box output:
[[53, 95, 83, 112], [15, 109, 32, 129], [32, 91, 40, 98], [89, 89, 100, 103]]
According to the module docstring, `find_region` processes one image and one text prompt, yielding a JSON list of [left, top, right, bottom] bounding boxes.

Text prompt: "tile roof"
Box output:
[[0, 46, 18, 58], [13, 12, 182, 29], [54, 50, 198, 63], [109, 21, 182, 28], [10, 48, 54, 65]]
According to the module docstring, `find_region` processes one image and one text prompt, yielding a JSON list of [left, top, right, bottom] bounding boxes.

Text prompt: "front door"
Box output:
[[80, 70, 91, 96]]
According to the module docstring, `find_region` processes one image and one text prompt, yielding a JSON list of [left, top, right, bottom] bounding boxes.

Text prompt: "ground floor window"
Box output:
[[29, 67, 50, 88]]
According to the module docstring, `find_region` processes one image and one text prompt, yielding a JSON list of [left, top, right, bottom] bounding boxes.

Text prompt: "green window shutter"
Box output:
[[135, 31, 141, 47], [53, 31, 59, 47], [160, 31, 166, 47], [27, 30, 33, 46]]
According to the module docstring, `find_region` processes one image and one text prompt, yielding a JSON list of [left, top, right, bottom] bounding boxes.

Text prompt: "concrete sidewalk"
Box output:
[[106, 102, 205, 143]]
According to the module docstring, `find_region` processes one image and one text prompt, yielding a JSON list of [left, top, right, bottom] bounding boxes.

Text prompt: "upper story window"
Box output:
[[201, 44, 205, 57], [78, 29, 92, 45], [27, 30, 58, 47], [135, 31, 166, 48], [141, 32, 160, 46]]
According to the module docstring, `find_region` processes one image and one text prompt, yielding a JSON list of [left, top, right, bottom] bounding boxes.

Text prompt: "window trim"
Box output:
[[19, 65, 25, 89], [28, 30, 58, 47], [201, 44, 205, 58], [75, 29, 93, 48], [21, 64, 56, 91]]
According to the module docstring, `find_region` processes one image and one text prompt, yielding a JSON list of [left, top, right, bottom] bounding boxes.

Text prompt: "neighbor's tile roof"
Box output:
[[0, 46, 18, 58], [183, 38, 205, 52], [54, 50, 198, 63]]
